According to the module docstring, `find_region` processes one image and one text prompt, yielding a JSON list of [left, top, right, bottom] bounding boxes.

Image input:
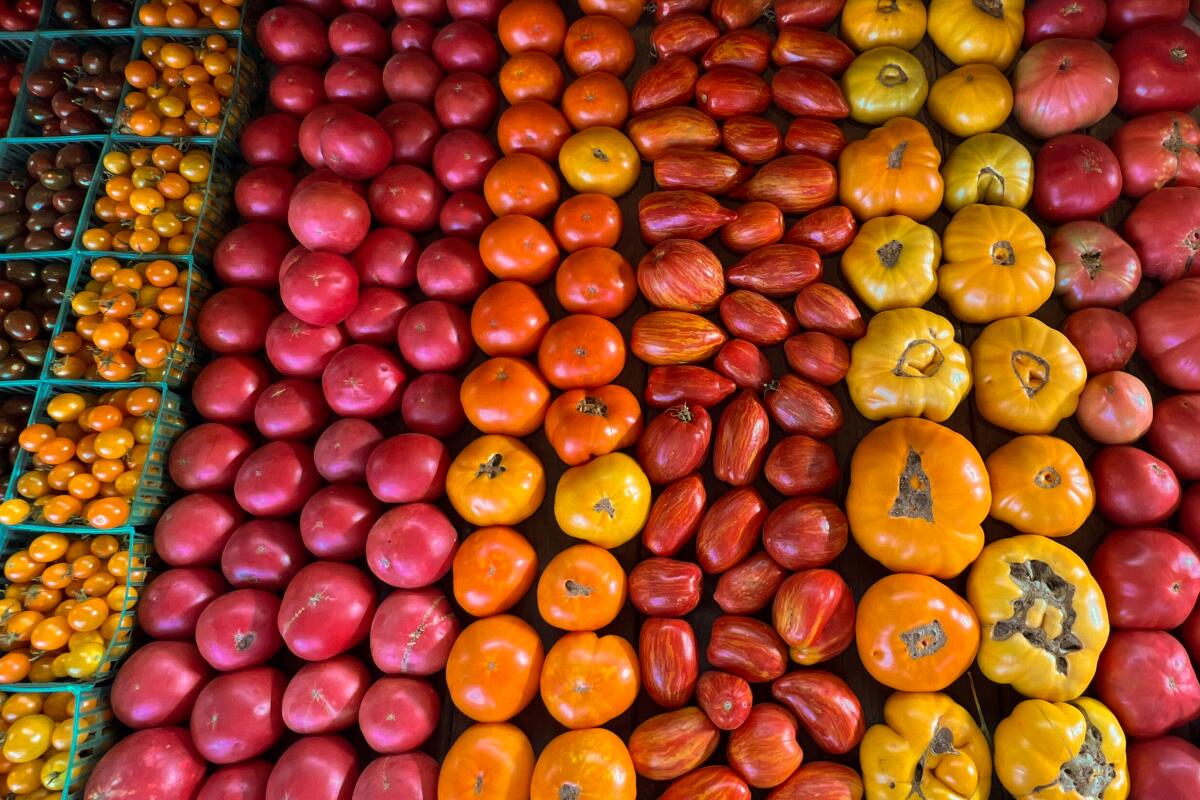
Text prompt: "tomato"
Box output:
[[540, 632, 638, 728], [1096, 629, 1200, 738], [499, 51, 565, 104], [195, 589, 283, 671], [84, 728, 206, 800], [553, 193, 623, 252], [439, 723, 535, 800], [1093, 445, 1181, 527], [483, 153, 561, 218], [537, 314, 626, 389], [321, 344, 407, 418], [461, 357, 552, 436], [564, 14, 635, 76], [365, 503, 458, 589], [479, 214, 560, 283], [370, 587, 461, 676], [498, 0, 568, 57], [555, 453, 652, 548], [1129, 737, 1200, 799], [452, 527, 538, 617], [1032, 134, 1123, 223], [265, 737, 359, 800], [446, 615, 544, 722], [234, 441, 321, 517], [555, 247, 637, 318], [1012, 39, 1118, 140], [355, 753, 438, 800], [1076, 371, 1154, 445], [167, 423, 254, 492], [1023, 0, 1105, 45], [189, 667, 286, 764], [544, 385, 644, 466], [497, 100, 571, 161], [446, 435, 546, 526], [470, 282, 550, 358], [537, 544, 626, 631], [558, 127, 641, 198], [192, 356, 271, 424], [111, 642, 210, 729], [531, 729, 636, 800], [155, 493, 244, 567], [139, 568, 225, 641], [1111, 24, 1200, 116], [1133, 277, 1200, 390], [299, 484, 381, 560], [222, 520, 308, 592], [562, 71, 630, 130], [1148, 394, 1200, 480], [1124, 187, 1200, 284], [359, 677, 440, 752], [276, 562, 376, 661], [1062, 307, 1138, 374], [1091, 528, 1200, 630], [197, 761, 272, 800], [281, 655, 369, 734]]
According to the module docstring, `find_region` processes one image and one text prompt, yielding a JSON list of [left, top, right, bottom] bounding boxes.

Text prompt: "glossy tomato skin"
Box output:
[[1062, 308, 1137, 373], [366, 503, 458, 588], [1104, 0, 1188, 38], [198, 289, 280, 355], [254, 378, 331, 441], [371, 587, 461, 675], [139, 568, 226, 641], [1092, 446, 1181, 527], [168, 423, 255, 493], [197, 761, 273, 800], [1013, 39, 1118, 140], [265, 312, 348, 379], [1147, 394, 1200, 479], [281, 655, 370, 734], [190, 667, 287, 764], [1109, 111, 1200, 197], [300, 485, 381, 560], [84, 728, 207, 800], [1076, 371, 1154, 445], [111, 642, 211, 729], [1096, 629, 1200, 737], [222, 520, 309, 591], [235, 441, 321, 517], [637, 404, 713, 485], [1024, 0, 1105, 45], [322, 343, 408, 418], [155, 493, 244, 568], [192, 356, 272, 424], [1033, 134, 1123, 222], [277, 562, 377, 661], [196, 589, 284, 671], [1124, 186, 1200, 283], [1111, 24, 1200, 115], [1133, 276, 1200, 389], [266, 736, 359, 800], [1090, 527, 1200, 629], [354, 753, 439, 800], [359, 677, 440, 752], [1129, 737, 1200, 799]]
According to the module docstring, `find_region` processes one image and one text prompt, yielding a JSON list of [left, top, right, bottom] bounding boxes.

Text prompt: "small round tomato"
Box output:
[[536, 314, 626, 390], [544, 385, 644, 466], [497, 101, 572, 161], [460, 357, 552, 437], [537, 544, 626, 631], [540, 632, 638, 729], [561, 72, 630, 130], [446, 435, 546, 527], [856, 573, 980, 692], [563, 15, 635, 77], [479, 214, 561, 283], [554, 453, 651, 548], [555, 248, 637, 319], [470, 281, 551, 357], [483, 153, 562, 219], [446, 615, 545, 723], [498, 0, 568, 57], [553, 193, 623, 252], [439, 723, 535, 800], [558, 127, 641, 198], [499, 51, 566, 105], [452, 527, 539, 617], [531, 728, 636, 800]]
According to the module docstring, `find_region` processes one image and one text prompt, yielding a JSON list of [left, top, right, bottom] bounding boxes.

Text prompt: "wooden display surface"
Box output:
[[425, 10, 1200, 798]]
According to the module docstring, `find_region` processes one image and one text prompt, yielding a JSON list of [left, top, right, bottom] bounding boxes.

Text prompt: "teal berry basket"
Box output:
[[113, 27, 260, 145], [79, 137, 233, 262], [0, 139, 108, 263], [47, 253, 212, 387], [0, 526, 150, 686], [132, 0, 262, 32], [3, 383, 187, 532], [0, 35, 33, 138], [0, 255, 78, 387]]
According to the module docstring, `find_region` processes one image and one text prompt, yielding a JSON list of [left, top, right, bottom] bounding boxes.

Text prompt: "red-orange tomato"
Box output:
[[543, 384, 644, 466], [537, 314, 626, 390], [498, 0, 568, 57], [461, 357, 553, 437], [499, 51, 566, 105], [579, 0, 644, 27], [554, 193, 623, 252], [452, 527, 539, 617], [471, 281, 551, 357], [446, 615, 545, 722], [555, 247, 637, 319], [564, 15, 636, 77], [484, 154, 562, 219], [562, 72, 630, 130], [479, 214, 561, 283], [537, 544, 626, 631], [497, 101, 573, 161]]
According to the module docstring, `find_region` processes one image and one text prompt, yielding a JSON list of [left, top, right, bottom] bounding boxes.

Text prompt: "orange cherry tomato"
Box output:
[[452, 527, 538, 617], [536, 544, 626, 631]]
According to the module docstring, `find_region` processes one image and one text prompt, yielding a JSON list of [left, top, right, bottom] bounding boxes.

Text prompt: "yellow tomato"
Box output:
[[842, 46, 929, 125], [2, 715, 54, 763], [557, 127, 641, 198], [840, 0, 927, 51], [928, 64, 1013, 138], [554, 453, 651, 548], [942, 134, 1033, 214], [446, 435, 546, 527]]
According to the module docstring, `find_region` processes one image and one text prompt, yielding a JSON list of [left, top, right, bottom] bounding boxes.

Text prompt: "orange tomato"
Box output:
[[469, 281, 551, 358], [543, 385, 644, 466], [553, 193, 623, 252], [445, 615, 545, 723], [530, 728, 637, 800], [539, 632, 639, 729], [537, 544, 626, 631], [498, 0, 568, 57], [563, 15, 636, 77], [483, 154, 561, 219], [558, 127, 641, 198], [497, 101, 572, 161], [438, 723, 535, 800], [460, 357, 552, 437], [479, 215, 561, 283], [499, 51, 565, 105], [562, 72, 630, 130], [452, 527, 539, 618], [536, 314, 627, 390]]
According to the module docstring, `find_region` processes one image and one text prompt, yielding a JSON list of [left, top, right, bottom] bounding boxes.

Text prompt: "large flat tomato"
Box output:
[[536, 543, 626, 631], [470, 281, 551, 358], [1123, 186, 1200, 283], [1012, 39, 1117, 140], [1050, 221, 1142, 310], [1128, 737, 1200, 799], [439, 723, 534, 800], [452, 527, 538, 617], [985, 435, 1094, 538], [537, 314, 626, 389], [1133, 277, 1200, 390], [1109, 111, 1200, 198], [446, 435, 545, 526], [1111, 23, 1200, 116], [531, 729, 636, 800], [446, 614, 544, 723], [544, 385, 643, 466], [540, 631, 638, 729], [1090, 527, 1200, 630], [460, 357, 551, 437], [554, 452, 651, 548]]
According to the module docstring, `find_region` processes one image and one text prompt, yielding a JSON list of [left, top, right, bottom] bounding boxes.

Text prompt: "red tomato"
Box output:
[[282, 655, 370, 734], [1096, 629, 1200, 738], [155, 493, 244, 568], [358, 678, 440, 752], [85, 728, 207, 800], [277, 562, 377, 661], [190, 667, 287, 764], [139, 568, 226, 641], [265, 736, 359, 800], [371, 588, 461, 676], [111, 642, 211, 729], [222, 520, 309, 592], [196, 589, 284, 671], [1092, 445, 1181, 527], [1090, 527, 1200, 629]]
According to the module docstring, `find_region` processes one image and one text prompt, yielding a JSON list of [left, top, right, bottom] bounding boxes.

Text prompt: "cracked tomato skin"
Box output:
[[276, 562, 376, 661], [85, 728, 207, 800], [968, 534, 1109, 702], [859, 691, 991, 800], [994, 697, 1129, 800]]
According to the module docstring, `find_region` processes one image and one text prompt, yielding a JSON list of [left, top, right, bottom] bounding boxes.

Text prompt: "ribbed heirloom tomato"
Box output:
[[544, 384, 644, 465], [447, 615, 545, 723]]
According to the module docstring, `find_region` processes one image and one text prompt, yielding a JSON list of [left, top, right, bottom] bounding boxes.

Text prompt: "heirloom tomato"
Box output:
[[839, 0, 927, 51], [460, 357, 551, 437], [554, 453, 651, 548], [1148, 393, 1200, 479], [640, 618, 700, 708], [1123, 186, 1200, 283], [544, 385, 643, 466], [1033, 134, 1123, 223], [446, 614, 544, 723], [558, 127, 641, 198], [637, 403, 713, 485], [1092, 446, 1181, 527], [631, 558, 703, 617], [839, 117, 943, 222], [771, 671, 865, 755], [772, 569, 855, 665], [985, 436, 1094, 538], [540, 632, 638, 729], [536, 544, 626, 631], [1109, 111, 1200, 198], [842, 47, 928, 124], [941, 133, 1033, 213], [857, 573, 980, 692], [642, 474, 706, 557], [841, 216, 941, 311], [629, 707, 721, 781], [1090, 527, 1200, 630], [483, 153, 561, 218], [846, 309, 971, 422], [637, 239, 726, 312], [531, 729, 636, 800], [537, 314, 626, 390], [1012, 38, 1118, 140], [446, 435, 545, 526], [860, 692, 991, 800], [562, 72, 631, 130], [452, 527, 537, 617], [498, 0, 568, 56], [553, 193, 623, 251], [661, 766, 751, 800], [1076, 371, 1154, 445], [927, 64, 1012, 138], [499, 51, 565, 105], [927, 0, 1024, 69], [497, 101, 571, 162], [970, 316, 1086, 434], [1133, 277, 1200, 390], [1128, 737, 1200, 799], [438, 723, 535, 800], [707, 615, 789, 683], [938, 204, 1055, 323], [1097, 629, 1200, 738], [470, 281, 551, 358], [631, 311, 728, 365], [1111, 24, 1200, 116], [847, 418, 989, 579], [1051, 222, 1142, 310], [479, 214, 560, 283], [555, 247, 637, 318], [1025, 0, 1105, 43], [968, 535, 1108, 701], [725, 704, 804, 789]]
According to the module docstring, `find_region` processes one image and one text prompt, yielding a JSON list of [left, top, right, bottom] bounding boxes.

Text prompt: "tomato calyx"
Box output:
[[1170, 46, 1189, 65], [668, 402, 694, 423], [990, 240, 1016, 266], [577, 396, 608, 417], [1032, 708, 1116, 797], [992, 559, 1083, 675], [1011, 349, 1050, 397], [899, 619, 947, 659], [877, 239, 904, 268], [890, 447, 934, 522], [973, 0, 1005, 19], [1034, 466, 1063, 489], [593, 496, 616, 518], [892, 339, 944, 379], [887, 140, 908, 169], [476, 453, 507, 479], [876, 63, 910, 87], [557, 783, 582, 800]]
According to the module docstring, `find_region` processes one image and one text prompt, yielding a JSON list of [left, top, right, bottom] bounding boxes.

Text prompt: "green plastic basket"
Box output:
[[79, 137, 233, 262], [0, 254, 78, 386], [3, 383, 187, 532], [0, 139, 107, 263], [114, 27, 260, 145], [49, 253, 212, 387], [0, 526, 150, 686]]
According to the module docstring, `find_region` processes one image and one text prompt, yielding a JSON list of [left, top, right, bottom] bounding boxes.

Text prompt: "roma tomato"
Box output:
[[630, 559, 703, 617], [772, 569, 855, 665], [642, 474, 707, 557], [715, 552, 786, 615], [446, 615, 544, 722], [695, 487, 767, 574], [636, 404, 713, 485], [763, 497, 848, 571], [707, 615, 788, 683], [629, 707, 720, 781], [726, 704, 804, 789], [771, 671, 865, 755]]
